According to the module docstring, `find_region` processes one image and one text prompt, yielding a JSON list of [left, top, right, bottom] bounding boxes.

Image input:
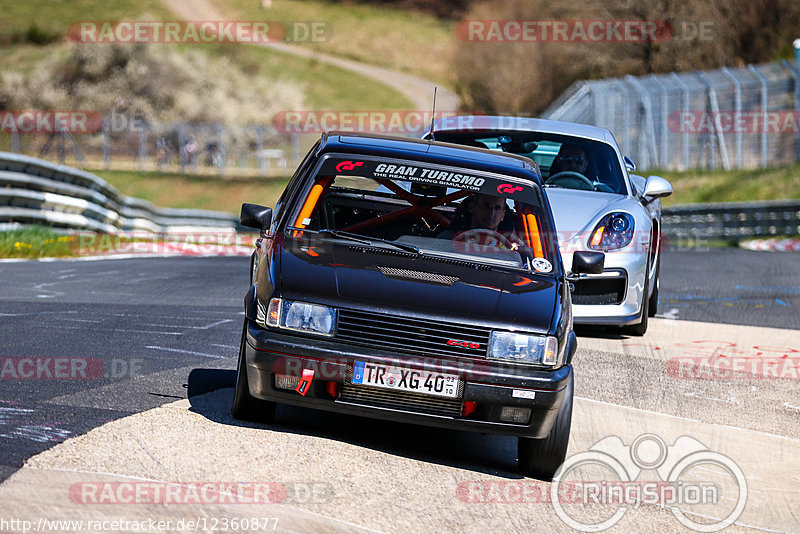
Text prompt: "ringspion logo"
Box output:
[[550, 434, 747, 532]]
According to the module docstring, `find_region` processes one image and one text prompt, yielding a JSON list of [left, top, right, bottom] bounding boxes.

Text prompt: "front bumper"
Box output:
[[243, 322, 572, 439], [561, 249, 648, 326]]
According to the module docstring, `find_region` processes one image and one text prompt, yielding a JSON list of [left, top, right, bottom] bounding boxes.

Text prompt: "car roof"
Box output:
[[428, 115, 616, 145], [318, 131, 543, 184]]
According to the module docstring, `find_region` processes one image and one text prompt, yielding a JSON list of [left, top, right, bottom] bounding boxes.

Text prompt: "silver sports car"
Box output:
[[424, 116, 672, 335]]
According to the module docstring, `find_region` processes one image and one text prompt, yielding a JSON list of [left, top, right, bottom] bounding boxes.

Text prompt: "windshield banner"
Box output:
[[319, 157, 537, 200]]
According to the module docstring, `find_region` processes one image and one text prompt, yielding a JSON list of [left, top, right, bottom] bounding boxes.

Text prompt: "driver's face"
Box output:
[[469, 195, 506, 230], [557, 146, 588, 173]]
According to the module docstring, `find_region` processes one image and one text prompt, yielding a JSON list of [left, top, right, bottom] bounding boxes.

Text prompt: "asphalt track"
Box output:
[[0, 249, 798, 532]]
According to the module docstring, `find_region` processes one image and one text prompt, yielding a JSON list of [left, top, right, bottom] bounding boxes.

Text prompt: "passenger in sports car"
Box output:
[[437, 193, 520, 250]]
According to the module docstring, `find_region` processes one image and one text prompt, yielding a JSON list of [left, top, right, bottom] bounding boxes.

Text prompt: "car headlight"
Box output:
[[265, 298, 337, 336], [588, 212, 635, 250], [488, 332, 559, 367]]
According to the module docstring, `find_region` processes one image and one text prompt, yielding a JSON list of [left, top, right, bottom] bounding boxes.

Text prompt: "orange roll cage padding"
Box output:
[[515, 201, 545, 259], [293, 176, 334, 236]]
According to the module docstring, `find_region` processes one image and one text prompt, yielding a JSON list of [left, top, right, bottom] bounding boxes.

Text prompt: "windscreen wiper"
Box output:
[[287, 227, 420, 254], [355, 234, 420, 254], [287, 227, 371, 245]]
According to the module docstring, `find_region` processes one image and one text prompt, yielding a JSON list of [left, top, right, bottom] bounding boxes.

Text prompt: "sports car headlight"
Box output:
[[488, 332, 559, 367], [266, 298, 336, 336], [588, 212, 634, 250]]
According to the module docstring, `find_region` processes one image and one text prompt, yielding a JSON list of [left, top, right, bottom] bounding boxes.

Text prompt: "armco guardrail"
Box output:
[[4, 150, 795, 243], [0, 151, 238, 233], [662, 200, 800, 241]]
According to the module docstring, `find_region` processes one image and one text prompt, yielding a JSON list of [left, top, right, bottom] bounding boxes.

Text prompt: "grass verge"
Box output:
[[215, 0, 457, 87], [92, 169, 290, 213], [0, 0, 414, 113], [652, 163, 800, 207], [0, 0, 172, 43], [0, 225, 79, 258], [196, 41, 412, 110]]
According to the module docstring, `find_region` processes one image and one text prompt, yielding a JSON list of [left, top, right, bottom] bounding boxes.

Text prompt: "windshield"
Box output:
[[435, 132, 626, 195], [285, 156, 558, 272]]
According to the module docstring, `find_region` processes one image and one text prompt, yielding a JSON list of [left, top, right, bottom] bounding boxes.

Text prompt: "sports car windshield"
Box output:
[[285, 156, 558, 272], [436, 132, 626, 195]]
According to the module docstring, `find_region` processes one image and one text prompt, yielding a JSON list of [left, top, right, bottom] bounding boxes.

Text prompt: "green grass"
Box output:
[[0, 225, 79, 258], [651, 163, 800, 207], [215, 0, 457, 87], [0, 0, 414, 112], [91, 169, 290, 214], [0, 224, 251, 258], [196, 42, 412, 110], [0, 0, 172, 43]]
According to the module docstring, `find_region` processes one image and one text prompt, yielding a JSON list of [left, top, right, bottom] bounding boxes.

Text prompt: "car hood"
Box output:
[[545, 189, 631, 242], [278, 242, 558, 332]]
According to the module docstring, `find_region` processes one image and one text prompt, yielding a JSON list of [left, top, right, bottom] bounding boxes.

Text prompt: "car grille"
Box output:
[[339, 382, 463, 417], [571, 276, 626, 305], [336, 308, 490, 359]]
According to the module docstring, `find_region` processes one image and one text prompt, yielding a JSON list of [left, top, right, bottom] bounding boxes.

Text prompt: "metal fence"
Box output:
[[543, 60, 800, 171], [1, 115, 306, 177]]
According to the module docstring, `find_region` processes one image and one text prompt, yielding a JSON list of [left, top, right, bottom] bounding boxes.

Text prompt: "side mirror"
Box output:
[[572, 251, 605, 275], [623, 156, 636, 173], [240, 203, 272, 230], [643, 175, 673, 199]]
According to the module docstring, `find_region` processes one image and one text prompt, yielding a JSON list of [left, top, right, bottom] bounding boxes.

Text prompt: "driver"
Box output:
[[438, 194, 519, 249], [549, 144, 588, 178], [467, 193, 507, 232]]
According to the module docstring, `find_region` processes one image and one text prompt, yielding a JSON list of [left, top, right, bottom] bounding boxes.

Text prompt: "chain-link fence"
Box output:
[[543, 60, 800, 171], [1, 114, 306, 177]]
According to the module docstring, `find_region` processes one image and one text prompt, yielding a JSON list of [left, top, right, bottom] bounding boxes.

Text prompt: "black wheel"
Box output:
[[518, 372, 573, 480], [624, 276, 649, 336], [647, 256, 660, 317], [232, 320, 276, 422]]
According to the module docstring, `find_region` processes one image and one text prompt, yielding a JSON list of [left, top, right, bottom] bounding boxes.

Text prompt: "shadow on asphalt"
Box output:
[[574, 325, 627, 339], [185, 368, 524, 480]]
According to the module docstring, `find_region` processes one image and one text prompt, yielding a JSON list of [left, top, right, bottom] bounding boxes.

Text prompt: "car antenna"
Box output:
[[428, 87, 437, 143]]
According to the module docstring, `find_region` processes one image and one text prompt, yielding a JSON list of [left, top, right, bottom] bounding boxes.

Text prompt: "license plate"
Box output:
[[351, 361, 459, 398]]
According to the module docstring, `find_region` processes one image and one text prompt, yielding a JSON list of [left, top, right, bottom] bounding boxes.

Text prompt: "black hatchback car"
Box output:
[[233, 132, 602, 478]]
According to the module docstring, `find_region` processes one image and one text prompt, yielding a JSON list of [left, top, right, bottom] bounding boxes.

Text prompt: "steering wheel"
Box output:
[[546, 171, 595, 191], [592, 182, 616, 193], [453, 229, 514, 250]]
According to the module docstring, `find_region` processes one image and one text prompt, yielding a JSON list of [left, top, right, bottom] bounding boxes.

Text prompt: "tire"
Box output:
[[624, 276, 649, 336], [232, 320, 276, 422], [647, 256, 660, 317], [518, 372, 574, 480]]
